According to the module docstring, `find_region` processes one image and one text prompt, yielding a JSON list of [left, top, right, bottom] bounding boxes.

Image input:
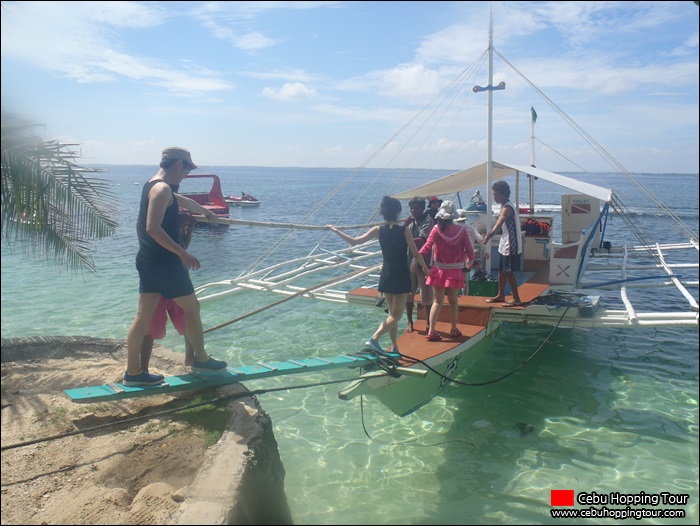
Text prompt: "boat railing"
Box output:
[[548, 213, 603, 286], [548, 238, 584, 286]]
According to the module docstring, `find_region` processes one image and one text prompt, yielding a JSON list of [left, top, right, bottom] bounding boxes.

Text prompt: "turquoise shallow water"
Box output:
[[2, 166, 698, 524]]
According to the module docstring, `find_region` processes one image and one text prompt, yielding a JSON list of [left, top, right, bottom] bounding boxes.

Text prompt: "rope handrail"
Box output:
[[198, 215, 383, 231]]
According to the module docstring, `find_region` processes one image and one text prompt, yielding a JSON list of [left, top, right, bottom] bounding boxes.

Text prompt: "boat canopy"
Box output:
[[392, 161, 612, 203]]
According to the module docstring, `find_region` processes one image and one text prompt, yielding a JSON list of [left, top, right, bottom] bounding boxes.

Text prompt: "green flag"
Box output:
[[531, 106, 537, 123]]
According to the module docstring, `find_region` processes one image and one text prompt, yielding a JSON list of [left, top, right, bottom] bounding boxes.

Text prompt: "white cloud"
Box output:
[[1, 1, 232, 96], [194, 7, 280, 52], [261, 82, 317, 101], [242, 69, 320, 83], [323, 145, 344, 156], [374, 65, 443, 102], [337, 64, 447, 104], [192, 1, 343, 53], [671, 32, 700, 57]]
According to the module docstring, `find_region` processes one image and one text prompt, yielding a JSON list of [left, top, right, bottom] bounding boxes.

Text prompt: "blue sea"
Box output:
[[2, 166, 698, 524]]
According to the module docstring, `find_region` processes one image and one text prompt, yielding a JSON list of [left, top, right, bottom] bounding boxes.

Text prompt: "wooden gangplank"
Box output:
[[64, 351, 395, 404]]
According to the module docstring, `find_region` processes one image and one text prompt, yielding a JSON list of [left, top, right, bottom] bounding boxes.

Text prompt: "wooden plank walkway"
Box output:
[[64, 351, 395, 404]]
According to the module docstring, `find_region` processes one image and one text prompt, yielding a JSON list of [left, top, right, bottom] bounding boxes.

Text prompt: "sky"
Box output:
[[1, 1, 698, 174]]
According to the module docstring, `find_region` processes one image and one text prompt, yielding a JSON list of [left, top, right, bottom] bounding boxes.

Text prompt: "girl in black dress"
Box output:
[[328, 196, 429, 354]]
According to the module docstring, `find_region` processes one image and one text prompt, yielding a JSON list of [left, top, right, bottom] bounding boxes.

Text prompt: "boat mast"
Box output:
[[473, 10, 505, 266], [530, 106, 536, 213], [486, 13, 494, 238]]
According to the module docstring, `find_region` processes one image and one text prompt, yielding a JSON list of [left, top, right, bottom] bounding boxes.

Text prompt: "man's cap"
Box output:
[[428, 195, 442, 205], [162, 147, 198, 169]]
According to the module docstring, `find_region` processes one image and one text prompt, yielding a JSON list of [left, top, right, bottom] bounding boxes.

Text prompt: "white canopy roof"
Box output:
[[392, 161, 612, 203]]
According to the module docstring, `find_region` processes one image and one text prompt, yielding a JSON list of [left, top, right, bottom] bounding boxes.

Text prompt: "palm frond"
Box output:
[[1, 111, 119, 275]]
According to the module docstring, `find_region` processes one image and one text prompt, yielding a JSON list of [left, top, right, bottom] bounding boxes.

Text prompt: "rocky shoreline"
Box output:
[[0, 336, 293, 525]]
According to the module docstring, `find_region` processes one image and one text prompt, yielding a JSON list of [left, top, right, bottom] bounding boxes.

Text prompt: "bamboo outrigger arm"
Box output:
[[197, 215, 382, 231]]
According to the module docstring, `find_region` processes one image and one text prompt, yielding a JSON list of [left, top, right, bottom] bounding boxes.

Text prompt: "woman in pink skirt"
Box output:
[[419, 200, 474, 341]]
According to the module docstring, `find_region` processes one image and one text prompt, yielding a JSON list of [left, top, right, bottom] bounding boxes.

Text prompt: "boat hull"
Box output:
[[225, 193, 260, 207], [339, 323, 490, 416], [230, 200, 260, 207]]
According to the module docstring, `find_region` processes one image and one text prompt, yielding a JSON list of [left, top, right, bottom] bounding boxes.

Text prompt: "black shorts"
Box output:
[[136, 259, 194, 299], [498, 253, 521, 274]]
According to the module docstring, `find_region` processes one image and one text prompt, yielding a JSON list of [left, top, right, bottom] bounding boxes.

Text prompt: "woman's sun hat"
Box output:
[[435, 200, 457, 220]]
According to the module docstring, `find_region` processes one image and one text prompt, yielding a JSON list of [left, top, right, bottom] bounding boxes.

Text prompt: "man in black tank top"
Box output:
[[124, 147, 227, 386]]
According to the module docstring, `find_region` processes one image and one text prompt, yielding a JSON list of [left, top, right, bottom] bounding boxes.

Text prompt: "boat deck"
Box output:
[[395, 319, 483, 365], [347, 267, 551, 365]]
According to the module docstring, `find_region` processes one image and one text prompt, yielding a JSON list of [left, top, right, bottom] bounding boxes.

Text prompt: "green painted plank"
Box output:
[[64, 351, 396, 404]]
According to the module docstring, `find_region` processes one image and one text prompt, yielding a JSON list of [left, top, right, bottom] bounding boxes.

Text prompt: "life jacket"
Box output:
[[521, 217, 551, 236]]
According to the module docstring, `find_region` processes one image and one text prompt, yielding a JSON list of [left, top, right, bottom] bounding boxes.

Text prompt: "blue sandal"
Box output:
[[363, 338, 384, 354], [123, 370, 165, 386], [191, 357, 227, 373]]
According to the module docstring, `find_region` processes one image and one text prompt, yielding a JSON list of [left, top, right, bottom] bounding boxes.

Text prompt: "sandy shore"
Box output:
[[1, 336, 291, 525]]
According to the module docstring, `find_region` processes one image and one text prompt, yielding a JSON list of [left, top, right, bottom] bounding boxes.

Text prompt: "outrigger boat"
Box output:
[[66, 22, 698, 416]]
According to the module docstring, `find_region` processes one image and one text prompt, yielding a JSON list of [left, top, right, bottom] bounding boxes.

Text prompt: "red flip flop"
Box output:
[[426, 331, 443, 342]]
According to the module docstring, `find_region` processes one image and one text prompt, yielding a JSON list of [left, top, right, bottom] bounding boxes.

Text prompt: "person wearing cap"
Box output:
[[427, 195, 443, 220], [419, 200, 474, 342], [404, 197, 434, 333], [327, 196, 429, 355], [124, 147, 227, 386]]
